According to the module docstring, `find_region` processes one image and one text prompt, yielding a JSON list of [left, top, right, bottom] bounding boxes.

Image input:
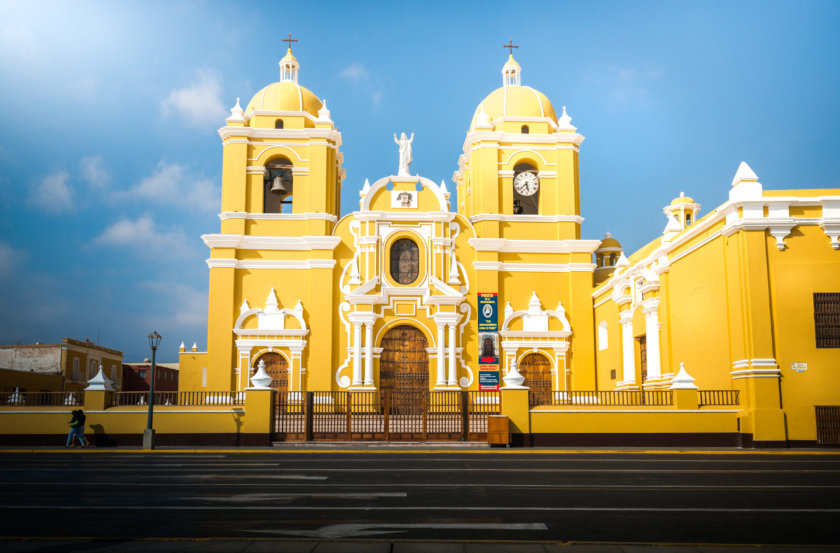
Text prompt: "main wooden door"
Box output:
[[519, 352, 552, 405], [379, 325, 429, 391], [259, 352, 289, 390]]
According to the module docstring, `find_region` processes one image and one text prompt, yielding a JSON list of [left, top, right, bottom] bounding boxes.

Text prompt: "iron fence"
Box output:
[[698, 390, 740, 407], [111, 391, 244, 406], [530, 390, 674, 407]]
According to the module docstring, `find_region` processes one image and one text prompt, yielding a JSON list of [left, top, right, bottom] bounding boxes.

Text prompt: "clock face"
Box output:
[[514, 172, 539, 196]]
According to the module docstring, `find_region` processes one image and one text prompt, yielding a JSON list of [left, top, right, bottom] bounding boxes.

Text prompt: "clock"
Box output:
[[513, 172, 539, 196]]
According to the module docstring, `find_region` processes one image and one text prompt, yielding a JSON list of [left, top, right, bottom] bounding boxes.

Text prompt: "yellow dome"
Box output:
[[597, 232, 622, 250], [670, 192, 695, 206], [245, 81, 322, 116], [470, 85, 557, 131]]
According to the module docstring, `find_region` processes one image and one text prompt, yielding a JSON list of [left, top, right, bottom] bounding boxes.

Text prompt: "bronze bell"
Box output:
[[270, 174, 288, 194]]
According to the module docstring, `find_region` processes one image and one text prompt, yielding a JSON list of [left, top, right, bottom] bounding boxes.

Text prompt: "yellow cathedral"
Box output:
[[178, 47, 840, 446]]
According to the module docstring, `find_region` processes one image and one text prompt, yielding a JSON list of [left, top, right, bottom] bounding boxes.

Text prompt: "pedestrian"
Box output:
[[65, 409, 90, 448]]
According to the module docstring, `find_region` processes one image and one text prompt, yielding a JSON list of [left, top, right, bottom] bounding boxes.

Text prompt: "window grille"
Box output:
[[814, 293, 840, 348], [390, 239, 419, 284]]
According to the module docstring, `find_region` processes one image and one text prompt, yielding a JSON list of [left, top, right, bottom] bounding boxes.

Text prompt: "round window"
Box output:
[[390, 239, 419, 284]]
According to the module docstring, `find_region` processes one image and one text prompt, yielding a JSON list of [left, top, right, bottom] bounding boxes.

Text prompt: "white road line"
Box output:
[[5, 482, 838, 489], [246, 522, 547, 538], [9, 467, 840, 473], [178, 492, 407, 502], [4, 505, 840, 513]]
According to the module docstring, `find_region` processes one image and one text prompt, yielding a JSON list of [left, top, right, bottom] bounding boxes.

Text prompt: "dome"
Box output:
[[245, 81, 323, 116], [670, 192, 695, 206], [470, 85, 557, 131], [597, 232, 622, 250]]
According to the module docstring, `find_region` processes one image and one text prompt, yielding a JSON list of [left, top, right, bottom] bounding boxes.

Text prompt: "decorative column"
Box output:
[[352, 322, 363, 386], [364, 322, 374, 386], [436, 323, 446, 386], [642, 299, 662, 384], [619, 311, 636, 387], [447, 323, 457, 386]]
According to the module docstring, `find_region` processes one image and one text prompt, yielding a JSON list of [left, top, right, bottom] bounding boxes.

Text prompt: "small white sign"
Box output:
[[391, 190, 416, 209], [791, 362, 807, 373]]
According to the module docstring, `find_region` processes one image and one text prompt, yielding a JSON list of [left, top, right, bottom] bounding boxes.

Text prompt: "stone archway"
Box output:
[[379, 325, 429, 391], [257, 352, 289, 390]]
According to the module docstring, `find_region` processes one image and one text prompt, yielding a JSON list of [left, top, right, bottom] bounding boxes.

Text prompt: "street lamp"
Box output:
[[143, 331, 162, 449]]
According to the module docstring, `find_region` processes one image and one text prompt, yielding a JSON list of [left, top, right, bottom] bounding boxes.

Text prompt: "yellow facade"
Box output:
[[180, 50, 840, 446]]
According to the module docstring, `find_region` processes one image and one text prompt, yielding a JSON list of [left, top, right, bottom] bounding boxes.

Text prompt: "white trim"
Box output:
[[469, 238, 600, 253], [206, 259, 336, 269], [469, 214, 584, 224], [219, 212, 338, 222], [203, 234, 341, 251], [531, 409, 740, 414], [473, 261, 595, 273]]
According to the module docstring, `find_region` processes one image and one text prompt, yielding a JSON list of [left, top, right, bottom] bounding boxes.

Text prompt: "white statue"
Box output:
[[393, 132, 414, 176]]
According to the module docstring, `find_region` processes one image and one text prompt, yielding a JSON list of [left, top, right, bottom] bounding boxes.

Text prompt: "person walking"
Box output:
[[65, 409, 90, 448]]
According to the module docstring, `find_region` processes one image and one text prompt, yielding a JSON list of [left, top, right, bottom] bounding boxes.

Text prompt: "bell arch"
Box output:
[[263, 156, 294, 213]]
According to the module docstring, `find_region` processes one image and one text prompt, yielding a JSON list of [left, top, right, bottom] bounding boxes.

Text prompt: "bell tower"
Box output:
[[453, 51, 585, 241]]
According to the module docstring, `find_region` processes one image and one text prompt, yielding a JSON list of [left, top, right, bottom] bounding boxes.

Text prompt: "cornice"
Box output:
[[202, 234, 341, 251], [469, 214, 584, 224], [469, 238, 601, 253]]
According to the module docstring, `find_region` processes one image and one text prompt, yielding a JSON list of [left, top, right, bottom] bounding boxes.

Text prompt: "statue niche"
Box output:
[[263, 158, 294, 213]]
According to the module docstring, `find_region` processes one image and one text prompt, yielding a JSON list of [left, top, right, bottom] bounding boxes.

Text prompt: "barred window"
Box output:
[[815, 293, 840, 348], [390, 238, 419, 284]]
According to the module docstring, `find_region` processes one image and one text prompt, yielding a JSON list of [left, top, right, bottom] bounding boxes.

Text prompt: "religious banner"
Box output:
[[478, 293, 499, 365], [478, 367, 500, 391], [478, 293, 498, 332]]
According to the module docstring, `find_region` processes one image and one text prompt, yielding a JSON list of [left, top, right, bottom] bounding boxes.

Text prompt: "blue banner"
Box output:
[[478, 293, 498, 332]]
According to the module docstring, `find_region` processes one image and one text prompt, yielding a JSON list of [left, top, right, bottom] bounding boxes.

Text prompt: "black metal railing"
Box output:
[[698, 390, 740, 407]]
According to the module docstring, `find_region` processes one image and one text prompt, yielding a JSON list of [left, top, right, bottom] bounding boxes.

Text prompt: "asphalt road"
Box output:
[[1, 450, 839, 550]]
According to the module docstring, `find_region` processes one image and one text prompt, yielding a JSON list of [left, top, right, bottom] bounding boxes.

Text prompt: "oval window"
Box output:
[[390, 239, 419, 284]]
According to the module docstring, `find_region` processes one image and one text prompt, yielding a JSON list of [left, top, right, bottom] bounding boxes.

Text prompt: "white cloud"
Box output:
[[30, 170, 74, 213], [139, 281, 208, 328], [161, 69, 226, 127], [0, 21, 37, 59], [80, 156, 111, 189], [123, 161, 218, 213], [340, 63, 370, 82], [0, 242, 24, 278], [92, 216, 192, 258]]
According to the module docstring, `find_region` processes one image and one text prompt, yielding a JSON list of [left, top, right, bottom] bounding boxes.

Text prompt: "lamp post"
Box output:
[[143, 331, 162, 449]]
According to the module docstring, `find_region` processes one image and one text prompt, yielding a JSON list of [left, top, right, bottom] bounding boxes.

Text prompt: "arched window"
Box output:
[[598, 321, 609, 351], [512, 163, 539, 215], [521, 125, 529, 134], [263, 158, 293, 213], [390, 238, 419, 284], [275, 119, 284, 129], [685, 213, 692, 226], [609, 253, 616, 266]]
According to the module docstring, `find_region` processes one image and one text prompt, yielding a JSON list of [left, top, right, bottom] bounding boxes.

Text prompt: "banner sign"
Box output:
[[478, 369, 500, 391], [477, 293, 498, 332]]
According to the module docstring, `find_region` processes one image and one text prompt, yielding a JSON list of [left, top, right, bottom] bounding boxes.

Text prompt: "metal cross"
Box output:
[[503, 40, 518, 55], [282, 33, 298, 49]]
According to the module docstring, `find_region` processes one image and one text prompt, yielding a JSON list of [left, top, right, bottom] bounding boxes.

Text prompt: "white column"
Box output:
[[436, 323, 446, 386], [620, 312, 636, 385], [364, 322, 374, 386], [643, 300, 662, 382], [447, 323, 457, 386], [352, 322, 362, 386]]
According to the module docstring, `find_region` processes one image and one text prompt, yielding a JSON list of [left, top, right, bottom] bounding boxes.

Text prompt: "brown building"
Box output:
[[121, 362, 179, 392], [0, 338, 123, 393]]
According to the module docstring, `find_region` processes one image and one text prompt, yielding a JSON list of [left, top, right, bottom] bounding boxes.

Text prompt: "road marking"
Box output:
[[178, 474, 328, 480], [246, 522, 547, 538], [8, 467, 840, 474], [5, 505, 840, 513], [179, 492, 406, 502]]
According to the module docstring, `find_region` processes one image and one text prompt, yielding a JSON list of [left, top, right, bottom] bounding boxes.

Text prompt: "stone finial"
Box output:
[[191, 342, 198, 352], [557, 106, 576, 131], [360, 178, 371, 197], [440, 179, 449, 196], [615, 253, 630, 268], [226, 97, 245, 123], [85, 366, 116, 391], [240, 300, 250, 314], [317, 99, 332, 122], [669, 362, 698, 390], [179, 341, 185, 352], [729, 161, 762, 201], [248, 359, 273, 390], [475, 105, 492, 129], [502, 362, 527, 389]]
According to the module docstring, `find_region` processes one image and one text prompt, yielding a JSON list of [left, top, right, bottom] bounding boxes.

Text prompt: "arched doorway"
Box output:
[[519, 352, 552, 404], [257, 352, 289, 390], [379, 325, 429, 391]]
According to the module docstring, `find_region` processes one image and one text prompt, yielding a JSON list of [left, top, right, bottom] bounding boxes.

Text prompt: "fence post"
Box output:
[[383, 391, 390, 441], [461, 391, 469, 441], [304, 391, 314, 442]]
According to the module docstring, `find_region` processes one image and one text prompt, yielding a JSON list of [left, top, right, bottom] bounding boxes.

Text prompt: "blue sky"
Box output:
[[0, 1, 838, 362]]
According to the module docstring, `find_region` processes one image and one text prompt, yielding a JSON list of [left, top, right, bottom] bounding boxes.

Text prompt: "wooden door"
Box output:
[[638, 336, 647, 383], [259, 352, 289, 391], [519, 353, 552, 404], [379, 325, 429, 391]]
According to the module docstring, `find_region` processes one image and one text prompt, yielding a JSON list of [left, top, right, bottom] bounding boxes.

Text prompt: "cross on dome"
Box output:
[[279, 33, 300, 83], [501, 42, 521, 87]]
